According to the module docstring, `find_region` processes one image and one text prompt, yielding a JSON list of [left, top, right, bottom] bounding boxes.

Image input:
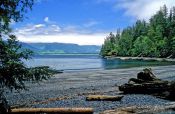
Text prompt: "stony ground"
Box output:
[[6, 65, 175, 113]]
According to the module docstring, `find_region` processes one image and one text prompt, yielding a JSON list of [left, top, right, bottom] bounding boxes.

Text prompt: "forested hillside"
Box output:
[[100, 5, 175, 58], [21, 42, 101, 54]]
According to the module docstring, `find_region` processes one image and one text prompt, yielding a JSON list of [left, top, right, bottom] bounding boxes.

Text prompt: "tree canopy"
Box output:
[[100, 5, 175, 58], [0, 0, 57, 112]]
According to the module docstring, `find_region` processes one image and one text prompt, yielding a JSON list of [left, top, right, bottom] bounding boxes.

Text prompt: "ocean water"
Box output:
[[25, 54, 175, 72]]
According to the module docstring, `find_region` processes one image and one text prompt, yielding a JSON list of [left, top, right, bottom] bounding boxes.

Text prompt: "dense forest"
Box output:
[[100, 5, 175, 58]]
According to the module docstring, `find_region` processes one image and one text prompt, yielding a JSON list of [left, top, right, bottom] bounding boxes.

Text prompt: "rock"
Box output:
[[86, 95, 123, 101]]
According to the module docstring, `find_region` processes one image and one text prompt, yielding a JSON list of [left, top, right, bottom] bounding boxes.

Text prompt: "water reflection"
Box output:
[[25, 55, 175, 71], [101, 58, 175, 69]]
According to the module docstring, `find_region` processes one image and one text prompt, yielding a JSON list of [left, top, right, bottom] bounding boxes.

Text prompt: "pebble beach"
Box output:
[[6, 65, 175, 113]]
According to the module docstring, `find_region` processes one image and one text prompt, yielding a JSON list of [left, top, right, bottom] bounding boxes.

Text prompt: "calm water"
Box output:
[[25, 54, 175, 72]]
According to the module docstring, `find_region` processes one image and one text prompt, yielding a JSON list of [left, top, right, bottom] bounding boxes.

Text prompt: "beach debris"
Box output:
[[119, 68, 175, 100], [100, 106, 137, 114], [119, 82, 170, 94], [10, 108, 93, 114], [128, 68, 160, 84], [100, 104, 175, 114], [86, 95, 123, 101]]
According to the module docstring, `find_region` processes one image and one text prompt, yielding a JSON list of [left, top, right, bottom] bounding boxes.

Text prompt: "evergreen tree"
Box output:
[[171, 37, 175, 57], [100, 32, 116, 56], [133, 20, 148, 41], [118, 27, 133, 56], [0, 0, 56, 112], [100, 5, 175, 58], [132, 36, 155, 57]]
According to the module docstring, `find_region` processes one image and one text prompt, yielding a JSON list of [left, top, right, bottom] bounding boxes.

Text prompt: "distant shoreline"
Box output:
[[104, 56, 175, 62], [34, 53, 100, 56]]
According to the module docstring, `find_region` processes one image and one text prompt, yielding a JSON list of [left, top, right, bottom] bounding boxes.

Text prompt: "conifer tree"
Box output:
[[0, 0, 56, 112]]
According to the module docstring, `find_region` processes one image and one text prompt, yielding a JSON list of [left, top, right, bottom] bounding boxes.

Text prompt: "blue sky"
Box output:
[[17, 0, 132, 30], [14, 0, 175, 45]]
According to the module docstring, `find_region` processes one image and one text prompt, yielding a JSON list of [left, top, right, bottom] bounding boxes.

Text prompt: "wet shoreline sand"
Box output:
[[7, 65, 175, 113]]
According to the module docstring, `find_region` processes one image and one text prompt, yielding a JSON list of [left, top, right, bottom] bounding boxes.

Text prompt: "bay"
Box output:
[[25, 54, 175, 72]]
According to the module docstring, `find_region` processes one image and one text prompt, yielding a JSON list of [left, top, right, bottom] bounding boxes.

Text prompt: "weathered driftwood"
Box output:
[[86, 95, 123, 101], [128, 68, 160, 84], [100, 104, 175, 114], [119, 81, 170, 94], [119, 68, 175, 100], [100, 106, 137, 114], [10, 108, 93, 114]]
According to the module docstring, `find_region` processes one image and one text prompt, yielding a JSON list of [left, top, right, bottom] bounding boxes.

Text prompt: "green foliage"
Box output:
[[0, 36, 56, 91], [100, 32, 116, 56], [0, 0, 57, 109], [171, 37, 175, 57], [132, 36, 154, 57], [100, 5, 175, 58], [0, 0, 54, 88], [118, 27, 133, 56], [0, 0, 34, 34]]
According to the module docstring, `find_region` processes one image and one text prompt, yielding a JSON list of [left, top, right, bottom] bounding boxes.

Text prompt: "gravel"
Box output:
[[5, 65, 175, 113]]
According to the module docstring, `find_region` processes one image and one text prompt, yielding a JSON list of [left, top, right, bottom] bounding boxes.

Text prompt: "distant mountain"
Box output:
[[20, 42, 101, 54]]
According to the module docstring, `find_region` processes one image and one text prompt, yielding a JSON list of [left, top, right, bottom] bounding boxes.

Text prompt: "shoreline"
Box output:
[[6, 65, 175, 113], [105, 56, 175, 62], [34, 53, 100, 56]]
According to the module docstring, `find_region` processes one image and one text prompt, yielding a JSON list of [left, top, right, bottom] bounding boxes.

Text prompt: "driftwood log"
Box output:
[[10, 108, 93, 114], [119, 81, 170, 94], [119, 68, 175, 100], [100, 104, 175, 114], [128, 68, 160, 84], [86, 95, 123, 101]]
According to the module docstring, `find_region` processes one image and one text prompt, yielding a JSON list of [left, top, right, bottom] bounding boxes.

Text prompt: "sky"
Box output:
[[13, 0, 175, 45]]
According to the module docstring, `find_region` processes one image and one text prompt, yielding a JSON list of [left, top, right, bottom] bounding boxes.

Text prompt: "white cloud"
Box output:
[[16, 33, 106, 45], [98, 0, 175, 20], [63, 25, 79, 33], [15, 23, 61, 35], [14, 22, 106, 45], [34, 24, 45, 28], [83, 21, 99, 28], [43, 17, 57, 24], [115, 0, 175, 20], [44, 17, 49, 23]]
